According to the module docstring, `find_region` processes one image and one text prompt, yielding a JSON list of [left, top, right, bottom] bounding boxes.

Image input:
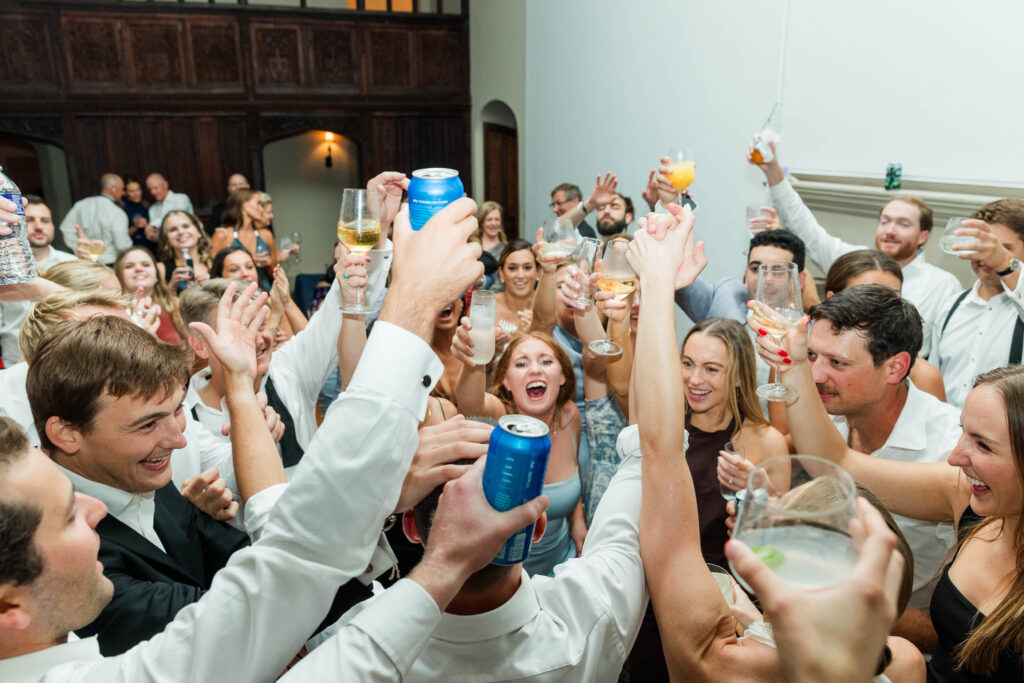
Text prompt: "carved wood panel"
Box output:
[[126, 19, 186, 88], [0, 13, 59, 90], [367, 29, 412, 89], [417, 29, 463, 89], [252, 24, 303, 89], [62, 15, 127, 88], [370, 115, 469, 186], [307, 26, 359, 89], [187, 20, 244, 89]]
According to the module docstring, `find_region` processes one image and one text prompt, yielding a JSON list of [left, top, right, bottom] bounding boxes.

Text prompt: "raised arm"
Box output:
[[629, 205, 736, 676], [751, 314, 965, 523], [529, 227, 560, 334], [336, 251, 370, 385], [450, 317, 505, 420]]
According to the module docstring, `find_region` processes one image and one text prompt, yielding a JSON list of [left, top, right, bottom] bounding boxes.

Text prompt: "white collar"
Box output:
[[0, 637, 101, 680], [57, 465, 153, 518], [880, 381, 930, 452], [432, 569, 540, 643]]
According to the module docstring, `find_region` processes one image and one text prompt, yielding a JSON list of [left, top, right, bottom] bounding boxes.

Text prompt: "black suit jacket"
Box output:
[[578, 219, 597, 239]]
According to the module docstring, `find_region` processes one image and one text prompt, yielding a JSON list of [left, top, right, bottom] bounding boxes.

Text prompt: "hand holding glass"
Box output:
[[589, 240, 636, 356], [666, 148, 695, 192], [752, 263, 803, 402], [747, 205, 771, 236], [468, 289, 496, 365], [539, 217, 578, 260], [939, 217, 980, 255], [338, 188, 380, 314], [569, 238, 600, 309], [719, 442, 751, 501], [291, 231, 302, 262]]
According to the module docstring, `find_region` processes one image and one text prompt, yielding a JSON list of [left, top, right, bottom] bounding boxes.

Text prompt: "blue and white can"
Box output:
[[408, 167, 464, 231], [483, 414, 551, 565]]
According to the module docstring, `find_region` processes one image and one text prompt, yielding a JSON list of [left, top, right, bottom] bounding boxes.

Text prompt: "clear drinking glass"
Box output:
[[707, 563, 735, 605], [540, 217, 578, 260], [730, 455, 860, 592], [291, 231, 302, 263], [746, 205, 771, 236], [468, 289, 496, 365], [589, 240, 636, 356], [666, 148, 696, 192], [751, 262, 803, 402], [338, 188, 381, 315], [719, 441, 750, 501], [86, 239, 106, 262], [278, 235, 293, 254], [569, 237, 601, 309], [939, 217, 980, 255]]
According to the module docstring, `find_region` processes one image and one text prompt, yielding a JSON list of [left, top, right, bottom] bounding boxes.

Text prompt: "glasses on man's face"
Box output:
[[548, 198, 575, 209]]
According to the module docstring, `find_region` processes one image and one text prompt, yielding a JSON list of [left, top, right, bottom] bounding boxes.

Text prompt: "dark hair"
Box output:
[[27, 317, 192, 453], [971, 198, 1024, 242], [211, 245, 255, 279], [551, 183, 582, 201], [497, 239, 537, 269], [748, 229, 806, 272], [616, 193, 635, 219], [220, 188, 260, 229], [824, 250, 903, 295], [23, 194, 46, 207], [0, 418, 43, 587], [808, 284, 922, 377]]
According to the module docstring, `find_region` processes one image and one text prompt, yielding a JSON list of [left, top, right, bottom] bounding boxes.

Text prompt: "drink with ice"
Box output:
[[469, 289, 496, 365], [940, 217, 979, 255], [730, 525, 859, 592]]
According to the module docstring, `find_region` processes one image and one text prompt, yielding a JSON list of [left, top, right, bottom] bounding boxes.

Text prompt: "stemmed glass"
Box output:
[[539, 217, 578, 260], [730, 455, 860, 592], [337, 188, 381, 315], [666, 148, 695, 193], [718, 441, 751, 501], [589, 240, 636, 356], [568, 238, 601, 309], [278, 235, 293, 256], [751, 262, 803, 402], [291, 231, 302, 264]]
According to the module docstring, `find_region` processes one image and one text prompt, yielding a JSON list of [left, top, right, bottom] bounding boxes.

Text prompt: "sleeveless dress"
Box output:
[[523, 428, 580, 577], [927, 508, 1022, 682], [683, 416, 734, 566], [231, 228, 272, 291]]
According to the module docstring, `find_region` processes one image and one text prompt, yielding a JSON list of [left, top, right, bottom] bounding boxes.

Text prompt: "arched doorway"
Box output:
[[481, 100, 518, 240]]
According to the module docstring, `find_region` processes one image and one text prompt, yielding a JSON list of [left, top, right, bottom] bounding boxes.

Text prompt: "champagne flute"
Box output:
[[589, 240, 636, 356], [539, 217, 578, 261], [730, 455, 860, 592], [751, 262, 803, 402], [939, 217, 980, 255], [666, 148, 695, 193], [291, 231, 302, 264], [338, 188, 381, 315]]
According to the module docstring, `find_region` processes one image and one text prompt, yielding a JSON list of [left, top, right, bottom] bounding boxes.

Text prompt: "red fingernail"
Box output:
[[758, 328, 767, 336], [779, 349, 788, 357], [783, 358, 792, 364]]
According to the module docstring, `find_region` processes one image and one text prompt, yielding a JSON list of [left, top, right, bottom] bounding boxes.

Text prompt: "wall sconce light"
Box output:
[[325, 131, 334, 168]]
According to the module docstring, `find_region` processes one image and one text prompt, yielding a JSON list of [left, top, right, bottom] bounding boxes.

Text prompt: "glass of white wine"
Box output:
[[751, 262, 803, 402], [939, 217, 980, 255], [539, 217, 578, 261], [730, 455, 860, 592], [589, 240, 636, 356], [87, 240, 106, 262], [338, 188, 381, 315]]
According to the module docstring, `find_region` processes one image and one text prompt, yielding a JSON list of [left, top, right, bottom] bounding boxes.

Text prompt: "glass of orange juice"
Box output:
[[666, 148, 695, 193]]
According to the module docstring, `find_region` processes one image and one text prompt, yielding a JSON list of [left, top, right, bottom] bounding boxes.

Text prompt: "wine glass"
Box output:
[[589, 240, 636, 356], [291, 231, 302, 264], [568, 237, 601, 309], [539, 217, 578, 261], [939, 217, 980, 255], [278, 235, 293, 255], [752, 262, 803, 402], [666, 148, 695, 193], [338, 188, 381, 315], [86, 240, 106, 262], [730, 455, 860, 592], [719, 441, 750, 501]]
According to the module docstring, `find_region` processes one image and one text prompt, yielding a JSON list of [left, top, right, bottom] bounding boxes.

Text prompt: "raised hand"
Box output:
[[955, 219, 1016, 272], [180, 468, 238, 522], [641, 170, 659, 211], [366, 170, 409, 238], [674, 219, 708, 290], [749, 206, 781, 234], [333, 245, 370, 309], [188, 281, 269, 381], [395, 415, 492, 512], [655, 156, 678, 205], [451, 317, 478, 367], [587, 172, 619, 209], [73, 225, 95, 260], [532, 226, 563, 274], [749, 302, 810, 367], [747, 137, 785, 185], [627, 204, 695, 284]]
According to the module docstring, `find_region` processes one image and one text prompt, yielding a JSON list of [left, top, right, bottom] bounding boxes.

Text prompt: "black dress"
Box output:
[[927, 507, 1021, 682], [683, 416, 733, 566]]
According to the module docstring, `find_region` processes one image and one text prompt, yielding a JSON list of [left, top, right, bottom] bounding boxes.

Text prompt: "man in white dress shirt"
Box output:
[[930, 198, 1024, 407], [752, 142, 962, 358], [0, 198, 548, 681], [0, 196, 75, 366], [145, 173, 194, 232], [782, 285, 959, 650], [58, 175, 131, 265]]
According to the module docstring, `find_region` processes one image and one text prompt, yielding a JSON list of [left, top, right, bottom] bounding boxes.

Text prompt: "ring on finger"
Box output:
[[729, 476, 734, 485]]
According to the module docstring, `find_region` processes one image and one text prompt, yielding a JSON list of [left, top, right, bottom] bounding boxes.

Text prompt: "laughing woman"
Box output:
[[493, 239, 540, 334], [453, 326, 584, 577]]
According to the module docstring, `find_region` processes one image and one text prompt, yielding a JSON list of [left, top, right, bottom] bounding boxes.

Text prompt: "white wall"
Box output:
[[469, 0, 526, 210], [261, 130, 358, 280]]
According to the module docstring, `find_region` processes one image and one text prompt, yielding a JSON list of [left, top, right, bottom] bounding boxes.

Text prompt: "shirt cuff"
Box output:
[[346, 578, 442, 674], [243, 483, 289, 541], [348, 321, 444, 421]]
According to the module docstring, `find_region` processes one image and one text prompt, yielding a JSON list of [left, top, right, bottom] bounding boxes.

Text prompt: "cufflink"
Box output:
[[422, 375, 431, 387]]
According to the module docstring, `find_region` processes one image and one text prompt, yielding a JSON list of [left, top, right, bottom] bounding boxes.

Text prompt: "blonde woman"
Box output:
[[474, 200, 507, 260], [155, 210, 212, 293]]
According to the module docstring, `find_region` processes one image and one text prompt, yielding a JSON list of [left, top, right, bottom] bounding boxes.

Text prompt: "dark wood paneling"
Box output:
[[417, 29, 462, 89], [0, 13, 59, 91], [367, 29, 413, 88], [125, 18, 186, 88], [307, 25, 360, 90], [252, 24, 303, 89], [484, 123, 518, 240], [62, 14, 127, 88], [187, 19, 244, 89]]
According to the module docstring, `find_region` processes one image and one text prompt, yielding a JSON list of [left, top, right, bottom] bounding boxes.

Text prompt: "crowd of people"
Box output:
[[0, 135, 1020, 683]]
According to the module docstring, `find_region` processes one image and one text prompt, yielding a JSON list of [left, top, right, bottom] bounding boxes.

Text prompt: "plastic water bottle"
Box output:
[[180, 246, 194, 292], [0, 164, 37, 285]]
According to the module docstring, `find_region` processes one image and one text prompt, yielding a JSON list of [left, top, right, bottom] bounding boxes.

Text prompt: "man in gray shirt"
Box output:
[[58, 174, 131, 265], [146, 173, 194, 231]]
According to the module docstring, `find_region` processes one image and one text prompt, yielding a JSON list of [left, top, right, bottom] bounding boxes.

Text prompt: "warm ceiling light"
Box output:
[[325, 131, 334, 168], [325, 132, 335, 142]]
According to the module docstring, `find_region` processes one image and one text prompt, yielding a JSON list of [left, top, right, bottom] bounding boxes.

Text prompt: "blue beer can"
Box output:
[[408, 167, 464, 231], [483, 414, 552, 565]]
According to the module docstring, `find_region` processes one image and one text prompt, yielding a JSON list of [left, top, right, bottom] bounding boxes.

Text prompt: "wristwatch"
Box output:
[[997, 257, 1020, 277]]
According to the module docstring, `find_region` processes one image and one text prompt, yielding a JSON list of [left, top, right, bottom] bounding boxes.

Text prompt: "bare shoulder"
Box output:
[[740, 421, 788, 455]]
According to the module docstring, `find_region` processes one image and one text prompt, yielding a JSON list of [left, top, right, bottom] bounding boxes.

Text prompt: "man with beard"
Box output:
[[594, 193, 635, 242], [0, 196, 75, 367], [751, 142, 961, 358], [930, 198, 1024, 407]]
